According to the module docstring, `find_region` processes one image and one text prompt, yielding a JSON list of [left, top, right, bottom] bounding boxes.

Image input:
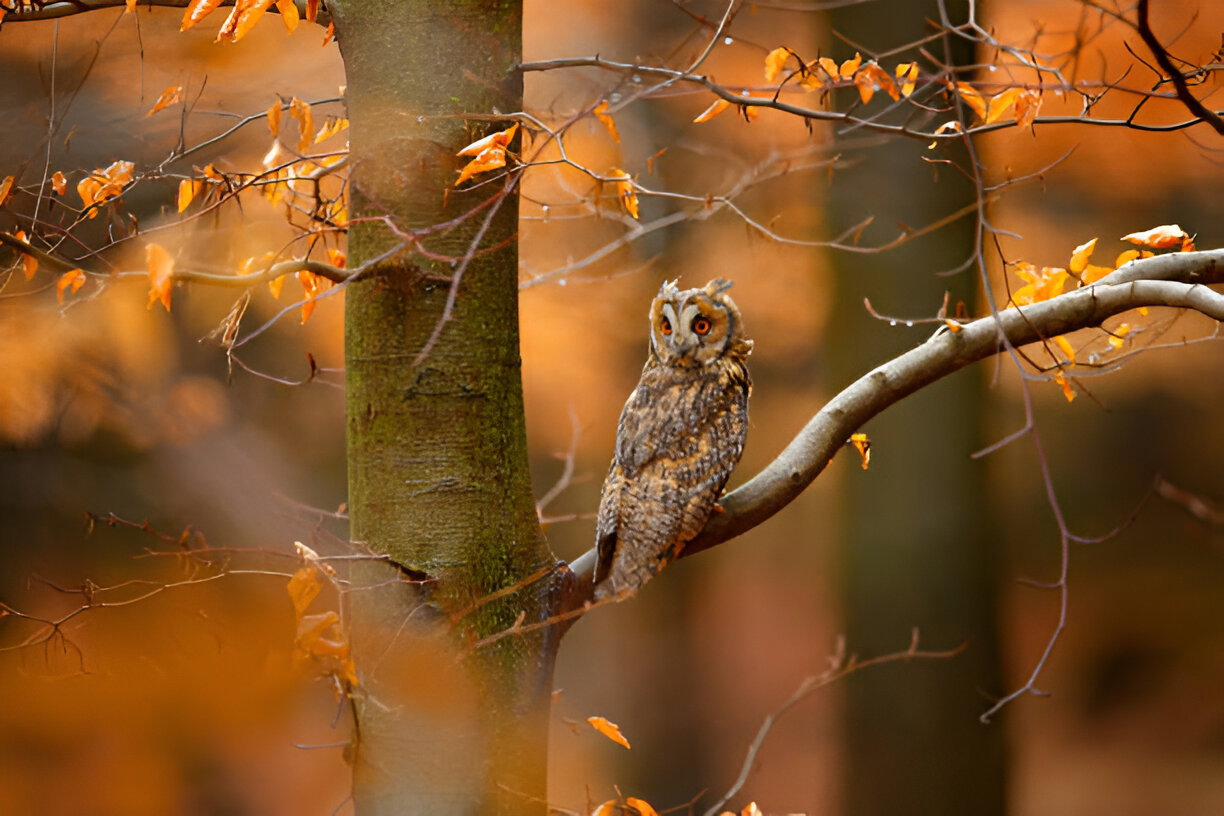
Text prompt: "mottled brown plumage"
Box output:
[[593, 278, 752, 599]]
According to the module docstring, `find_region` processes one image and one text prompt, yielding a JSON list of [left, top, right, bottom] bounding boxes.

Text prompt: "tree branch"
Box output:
[[563, 249, 1224, 607], [0, 0, 328, 23], [1134, 0, 1224, 136]]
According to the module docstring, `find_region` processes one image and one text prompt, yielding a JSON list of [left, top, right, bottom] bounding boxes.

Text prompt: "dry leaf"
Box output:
[[50, 171, 67, 196], [55, 269, 86, 304], [1121, 224, 1188, 249], [457, 123, 518, 157], [587, 716, 631, 749], [77, 160, 135, 217], [1053, 334, 1076, 364], [895, 62, 919, 97], [839, 51, 862, 80], [849, 432, 871, 470], [217, 0, 276, 43], [625, 797, 659, 816], [177, 178, 204, 213], [289, 96, 314, 153], [287, 565, 321, 619], [854, 62, 899, 103], [145, 84, 184, 118], [13, 230, 37, 281], [314, 116, 349, 144], [0, 175, 12, 206], [1053, 370, 1075, 403], [146, 242, 174, 312], [607, 169, 638, 220], [181, 0, 222, 29], [297, 268, 330, 323], [267, 99, 283, 138], [953, 81, 987, 119], [1068, 237, 1097, 274], [764, 46, 793, 82], [1014, 89, 1042, 130], [275, 0, 298, 33], [817, 56, 839, 82], [1109, 324, 1130, 350], [693, 98, 731, 123], [593, 101, 620, 143]]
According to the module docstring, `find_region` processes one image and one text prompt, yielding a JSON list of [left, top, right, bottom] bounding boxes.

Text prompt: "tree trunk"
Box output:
[[329, 3, 555, 813], [824, 1, 1008, 813]]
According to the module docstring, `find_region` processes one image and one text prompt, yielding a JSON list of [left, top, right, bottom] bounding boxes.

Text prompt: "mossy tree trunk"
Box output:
[[329, 3, 555, 813]]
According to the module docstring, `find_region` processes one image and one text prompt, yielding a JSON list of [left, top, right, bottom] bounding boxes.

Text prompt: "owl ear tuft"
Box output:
[[658, 278, 681, 298], [703, 278, 734, 296]]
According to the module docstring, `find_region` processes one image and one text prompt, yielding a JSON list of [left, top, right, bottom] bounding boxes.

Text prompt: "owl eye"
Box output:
[[659, 316, 673, 336], [692, 316, 712, 335]]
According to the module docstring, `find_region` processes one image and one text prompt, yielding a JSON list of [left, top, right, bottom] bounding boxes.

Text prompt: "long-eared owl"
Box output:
[[593, 278, 752, 600]]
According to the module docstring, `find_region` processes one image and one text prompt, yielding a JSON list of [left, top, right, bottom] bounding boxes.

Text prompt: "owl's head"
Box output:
[[647, 278, 753, 367]]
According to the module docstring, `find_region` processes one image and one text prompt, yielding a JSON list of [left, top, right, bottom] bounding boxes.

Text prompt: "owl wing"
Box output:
[[594, 362, 750, 596]]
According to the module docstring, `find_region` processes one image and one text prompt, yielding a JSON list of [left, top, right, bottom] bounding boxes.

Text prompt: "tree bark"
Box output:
[[329, 3, 555, 813]]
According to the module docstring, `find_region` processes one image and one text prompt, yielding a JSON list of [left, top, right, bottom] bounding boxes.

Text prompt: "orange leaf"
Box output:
[[275, 0, 299, 33], [953, 81, 987, 119], [1053, 334, 1076, 364], [77, 160, 135, 217], [927, 119, 963, 148], [741, 804, 763, 816], [1053, 370, 1075, 403], [1181, 234, 1196, 252], [305, 0, 319, 22], [817, 56, 839, 82], [593, 101, 620, 143], [1114, 248, 1141, 268], [849, 432, 871, 470], [984, 87, 1022, 125], [1121, 224, 1187, 249], [0, 175, 13, 206], [854, 62, 898, 103], [625, 798, 659, 816], [587, 716, 631, 749], [1014, 89, 1042, 130], [51, 171, 67, 196], [693, 98, 731, 123], [1109, 323, 1130, 350], [1068, 237, 1097, 274], [839, 51, 862, 80], [268, 274, 286, 298], [14, 230, 37, 281], [895, 62, 919, 97], [289, 96, 314, 153], [217, 0, 276, 42], [145, 84, 184, 118], [314, 116, 349, 144], [55, 269, 86, 304], [321, 20, 335, 46], [177, 178, 203, 213], [297, 268, 330, 324], [146, 242, 174, 312], [327, 247, 346, 268], [592, 801, 618, 816], [1081, 264, 1113, 285], [267, 99, 283, 138], [454, 146, 507, 186], [457, 123, 518, 158], [608, 168, 639, 220], [287, 565, 321, 619], [764, 46, 793, 82], [181, 0, 222, 30]]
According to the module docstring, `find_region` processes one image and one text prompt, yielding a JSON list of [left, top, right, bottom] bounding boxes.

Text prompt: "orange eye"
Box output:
[[660, 316, 672, 336], [692, 316, 711, 335]]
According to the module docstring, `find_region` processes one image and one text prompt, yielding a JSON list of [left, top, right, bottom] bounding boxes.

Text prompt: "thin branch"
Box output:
[[1134, 0, 1224, 136]]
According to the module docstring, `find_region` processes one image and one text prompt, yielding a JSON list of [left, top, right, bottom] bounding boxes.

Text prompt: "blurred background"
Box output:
[[1, 2, 1223, 814]]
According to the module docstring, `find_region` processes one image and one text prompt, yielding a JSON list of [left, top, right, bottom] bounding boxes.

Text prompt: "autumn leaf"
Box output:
[[592, 801, 617, 816], [327, 247, 346, 268], [944, 319, 963, 333], [457, 123, 519, 157], [321, 20, 335, 46], [625, 798, 659, 816], [287, 565, 321, 619], [267, 99, 283, 138], [593, 101, 620, 143], [1010, 262, 1068, 306], [895, 62, 919, 97], [1121, 224, 1188, 249], [50, 171, 67, 196], [839, 51, 863, 79], [177, 178, 204, 213], [952, 81, 987, 119], [145, 84, 184, 118], [1113, 248, 1141, 268], [984, 87, 1023, 125], [275, 0, 298, 33], [1068, 237, 1097, 274], [146, 242, 174, 312], [927, 119, 963, 148], [607, 168, 639, 220], [1109, 323, 1130, 350], [764, 46, 793, 82], [693, 98, 731, 123], [181, 0, 222, 31], [1053, 334, 1076, 364], [1014, 89, 1042, 130], [454, 124, 518, 186], [13, 230, 37, 281], [1053, 370, 1075, 403], [587, 716, 631, 749], [55, 269, 86, 304], [297, 268, 331, 323], [849, 432, 871, 470], [853, 62, 899, 103], [305, 0, 319, 22], [816, 56, 840, 82], [289, 96, 314, 153], [217, 0, 276, 43], [77, 160, 135, 217], [314, 116, 349, 144], [0, 175, 12, 206]]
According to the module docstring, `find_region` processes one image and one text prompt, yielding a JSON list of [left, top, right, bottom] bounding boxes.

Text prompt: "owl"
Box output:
[[593, 278, 753, 600]]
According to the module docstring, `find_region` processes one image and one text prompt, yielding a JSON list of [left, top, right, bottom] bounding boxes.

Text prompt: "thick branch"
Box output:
[[565, 249, 1224, 605]]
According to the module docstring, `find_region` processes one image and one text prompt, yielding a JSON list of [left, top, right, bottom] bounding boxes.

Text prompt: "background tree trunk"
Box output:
[[823, 1, 1008, 813], [329, 3, 555, 813]]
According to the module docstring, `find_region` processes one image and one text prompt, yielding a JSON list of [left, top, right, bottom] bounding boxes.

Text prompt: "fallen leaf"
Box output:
[[587, 716, 631, 749], [1121, 224, 1187, 249], [146, 242, 174, 312], [593, 101, 620, 143], [693, 98, 731, 123], [55, 269, 86, 304], [145, 84, 184, 118]]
